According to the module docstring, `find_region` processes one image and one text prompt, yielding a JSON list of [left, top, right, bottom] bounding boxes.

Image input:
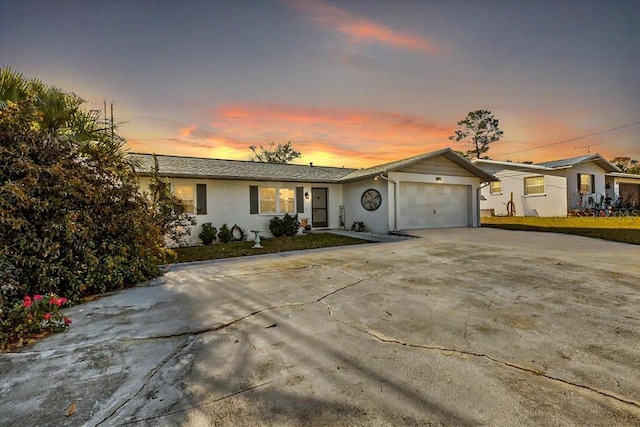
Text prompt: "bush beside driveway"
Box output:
[[1, 228, 639, 426]]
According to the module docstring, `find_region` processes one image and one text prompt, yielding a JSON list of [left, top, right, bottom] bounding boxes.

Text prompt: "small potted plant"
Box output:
[[301, 218, 311, 231]]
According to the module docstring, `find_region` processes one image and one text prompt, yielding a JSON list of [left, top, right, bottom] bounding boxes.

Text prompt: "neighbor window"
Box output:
[[259, 186, 295, 214], [579, 174, 593, 194], [173, 185, 195, 214], [489, 181, 502, 195], [524, 176, 545, 195]]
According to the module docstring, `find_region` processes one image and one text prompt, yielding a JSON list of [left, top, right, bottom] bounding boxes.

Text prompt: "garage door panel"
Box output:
[[398, 182, 469, 229]]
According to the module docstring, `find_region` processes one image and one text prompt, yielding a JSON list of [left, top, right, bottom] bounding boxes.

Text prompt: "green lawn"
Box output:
[[171, 233, 370, 263], [482, 216, 640, 245]]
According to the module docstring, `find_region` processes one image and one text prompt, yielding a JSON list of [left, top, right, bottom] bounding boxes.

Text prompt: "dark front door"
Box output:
[[312, 188, 328, 227]]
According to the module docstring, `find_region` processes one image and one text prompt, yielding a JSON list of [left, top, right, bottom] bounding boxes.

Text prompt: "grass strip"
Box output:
[[172, 233, 370, 263], [482, 217, 640, 245]]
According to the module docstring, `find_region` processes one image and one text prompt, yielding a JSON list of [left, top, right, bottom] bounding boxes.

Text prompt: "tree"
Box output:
[[0, 69, 169, 307], [249, 140, 301, 163], [610, 156, 640, 174], [448, 110, 503, 159], [148, 155, 197, 247]]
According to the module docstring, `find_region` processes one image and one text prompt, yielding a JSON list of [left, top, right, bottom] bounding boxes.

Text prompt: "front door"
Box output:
[[312, 188, 328, 227]]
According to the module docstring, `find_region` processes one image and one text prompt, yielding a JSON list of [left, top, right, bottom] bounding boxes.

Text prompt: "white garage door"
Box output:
[[398, 182, 470, 229]]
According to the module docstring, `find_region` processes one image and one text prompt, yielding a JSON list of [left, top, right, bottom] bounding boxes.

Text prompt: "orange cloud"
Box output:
[[286, 0, 439, 55], [212, 103, 452, 167], [127, 103, 454, 168], [179, 124, 197, 138], [128, 106, 640, 168]]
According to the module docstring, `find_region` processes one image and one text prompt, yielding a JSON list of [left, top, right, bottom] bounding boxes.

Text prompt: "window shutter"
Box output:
[[590, 175, 595, 193], [196, 184, 207, 215], [250, 185, 259, 214], [577, 174, 581, 192], [296, 187, 304, 214]]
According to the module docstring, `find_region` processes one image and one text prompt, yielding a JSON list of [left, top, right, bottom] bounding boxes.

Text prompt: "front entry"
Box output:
[[312, 188, 328, 227]]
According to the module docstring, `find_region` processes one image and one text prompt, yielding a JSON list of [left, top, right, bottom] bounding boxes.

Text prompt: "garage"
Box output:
[[398, 182, 471, 229], [619, 183, 640, 207]]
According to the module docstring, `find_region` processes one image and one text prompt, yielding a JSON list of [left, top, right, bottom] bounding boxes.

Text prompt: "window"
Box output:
[[489, 181, 502, 195], [579, 174, 593, 194], [259, 186, 295, 214], [173, 185, 195, 214], [524, 176, 545, 195]]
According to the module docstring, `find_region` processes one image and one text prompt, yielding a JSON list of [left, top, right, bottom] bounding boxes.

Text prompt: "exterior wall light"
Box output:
[[435, 177, 443, 182], [304, 191, 310, 199]]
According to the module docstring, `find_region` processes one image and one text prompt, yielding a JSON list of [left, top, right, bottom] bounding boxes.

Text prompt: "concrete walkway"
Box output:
[[312, 228, 415, 243], [1, 228, 639, 426]]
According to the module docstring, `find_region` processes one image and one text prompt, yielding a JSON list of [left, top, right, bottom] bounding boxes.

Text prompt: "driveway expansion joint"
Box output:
[[319, 301, 640, 415]]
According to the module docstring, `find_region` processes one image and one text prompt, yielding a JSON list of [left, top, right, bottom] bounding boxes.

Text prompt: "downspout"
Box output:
[[376, 174, 398, 232], [478, 182, 490, 227]]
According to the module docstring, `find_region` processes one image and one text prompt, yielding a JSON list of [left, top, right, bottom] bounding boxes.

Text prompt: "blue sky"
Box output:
[[1, 0, 638, 167]]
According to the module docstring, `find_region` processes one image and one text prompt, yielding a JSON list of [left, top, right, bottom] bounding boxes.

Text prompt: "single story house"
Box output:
[[131, 148, 496, 243], [474, 153, 640, 217]]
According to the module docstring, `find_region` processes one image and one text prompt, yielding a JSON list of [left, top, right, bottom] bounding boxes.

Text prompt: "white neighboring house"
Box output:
[[131, 148, 496, 243], [474, 153, 640, 217]]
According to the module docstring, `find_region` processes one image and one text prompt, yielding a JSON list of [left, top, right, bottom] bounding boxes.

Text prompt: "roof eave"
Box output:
[[135, 171, 343, 183]]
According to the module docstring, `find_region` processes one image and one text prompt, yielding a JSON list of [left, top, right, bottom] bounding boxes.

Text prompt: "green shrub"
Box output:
[[218, 223, 232, 243], [0, 72, 168, 309], [148, 155, 196, 247], [199, 223, 217, 245], [0, 293, 72, 350], [270, 213, 301, 237]]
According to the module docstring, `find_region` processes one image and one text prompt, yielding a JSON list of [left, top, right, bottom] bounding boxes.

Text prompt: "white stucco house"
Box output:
[[131, 148, 496, 243], [474, 153, 640, 217]]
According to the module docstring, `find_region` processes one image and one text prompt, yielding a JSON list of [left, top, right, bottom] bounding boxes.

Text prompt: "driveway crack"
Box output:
[[121, 380, 273, 425], [319, 301, 640, 414], [94, 336, 195, 426]]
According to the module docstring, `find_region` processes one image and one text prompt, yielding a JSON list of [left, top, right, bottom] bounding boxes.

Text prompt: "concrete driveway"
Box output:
[[1, 228, 639, 426]]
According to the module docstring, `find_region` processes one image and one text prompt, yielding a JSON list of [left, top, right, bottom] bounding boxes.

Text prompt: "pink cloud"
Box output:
[[127, 103, 453, 167], [286, 0, 440, 55], [179, 125, 197, 138]]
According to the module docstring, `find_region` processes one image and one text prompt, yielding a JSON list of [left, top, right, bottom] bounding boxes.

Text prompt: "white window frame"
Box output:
[[259, 186, 296, 215], [524, 176, 545, 196], [489, 181, 502, 195], [173, 184, 195, 214]]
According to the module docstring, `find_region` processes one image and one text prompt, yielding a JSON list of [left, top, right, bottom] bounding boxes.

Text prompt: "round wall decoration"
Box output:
[[361, 189, 382, 211]]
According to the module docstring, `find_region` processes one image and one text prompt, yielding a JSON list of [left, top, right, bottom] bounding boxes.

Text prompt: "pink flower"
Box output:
[[44, 313, 52, 320], [49, 297, 58, 306], [63, 317, 72, 325], [34, 295, 43, 300], [58, 297, 67, 306], [23, 296, 32, 308]]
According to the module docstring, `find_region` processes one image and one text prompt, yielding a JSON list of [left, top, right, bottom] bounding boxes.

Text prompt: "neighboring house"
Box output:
[[607, 172, 640, 209], [474, 153, 640, 217], [131, 148, 496, 243]]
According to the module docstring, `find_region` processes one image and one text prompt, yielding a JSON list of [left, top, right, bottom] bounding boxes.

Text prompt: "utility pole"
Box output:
[[110, 101, 114, 142]]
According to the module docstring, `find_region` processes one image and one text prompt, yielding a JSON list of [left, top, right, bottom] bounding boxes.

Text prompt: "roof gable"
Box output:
[[339, 148, 496, 182], [536, 153, 620, 172], [475, 153, 621, 174]]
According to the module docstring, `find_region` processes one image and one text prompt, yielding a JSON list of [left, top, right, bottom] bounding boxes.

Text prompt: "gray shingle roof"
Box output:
[[130, 153, 357, 182], [536, 153, 620, 172], [341, 148, 496, 182], [130, 147, 496, 183], [476, 153, 621, 173]]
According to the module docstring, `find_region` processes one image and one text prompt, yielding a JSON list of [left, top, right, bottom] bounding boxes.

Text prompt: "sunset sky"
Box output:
[[1, 0, 638, 168]]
